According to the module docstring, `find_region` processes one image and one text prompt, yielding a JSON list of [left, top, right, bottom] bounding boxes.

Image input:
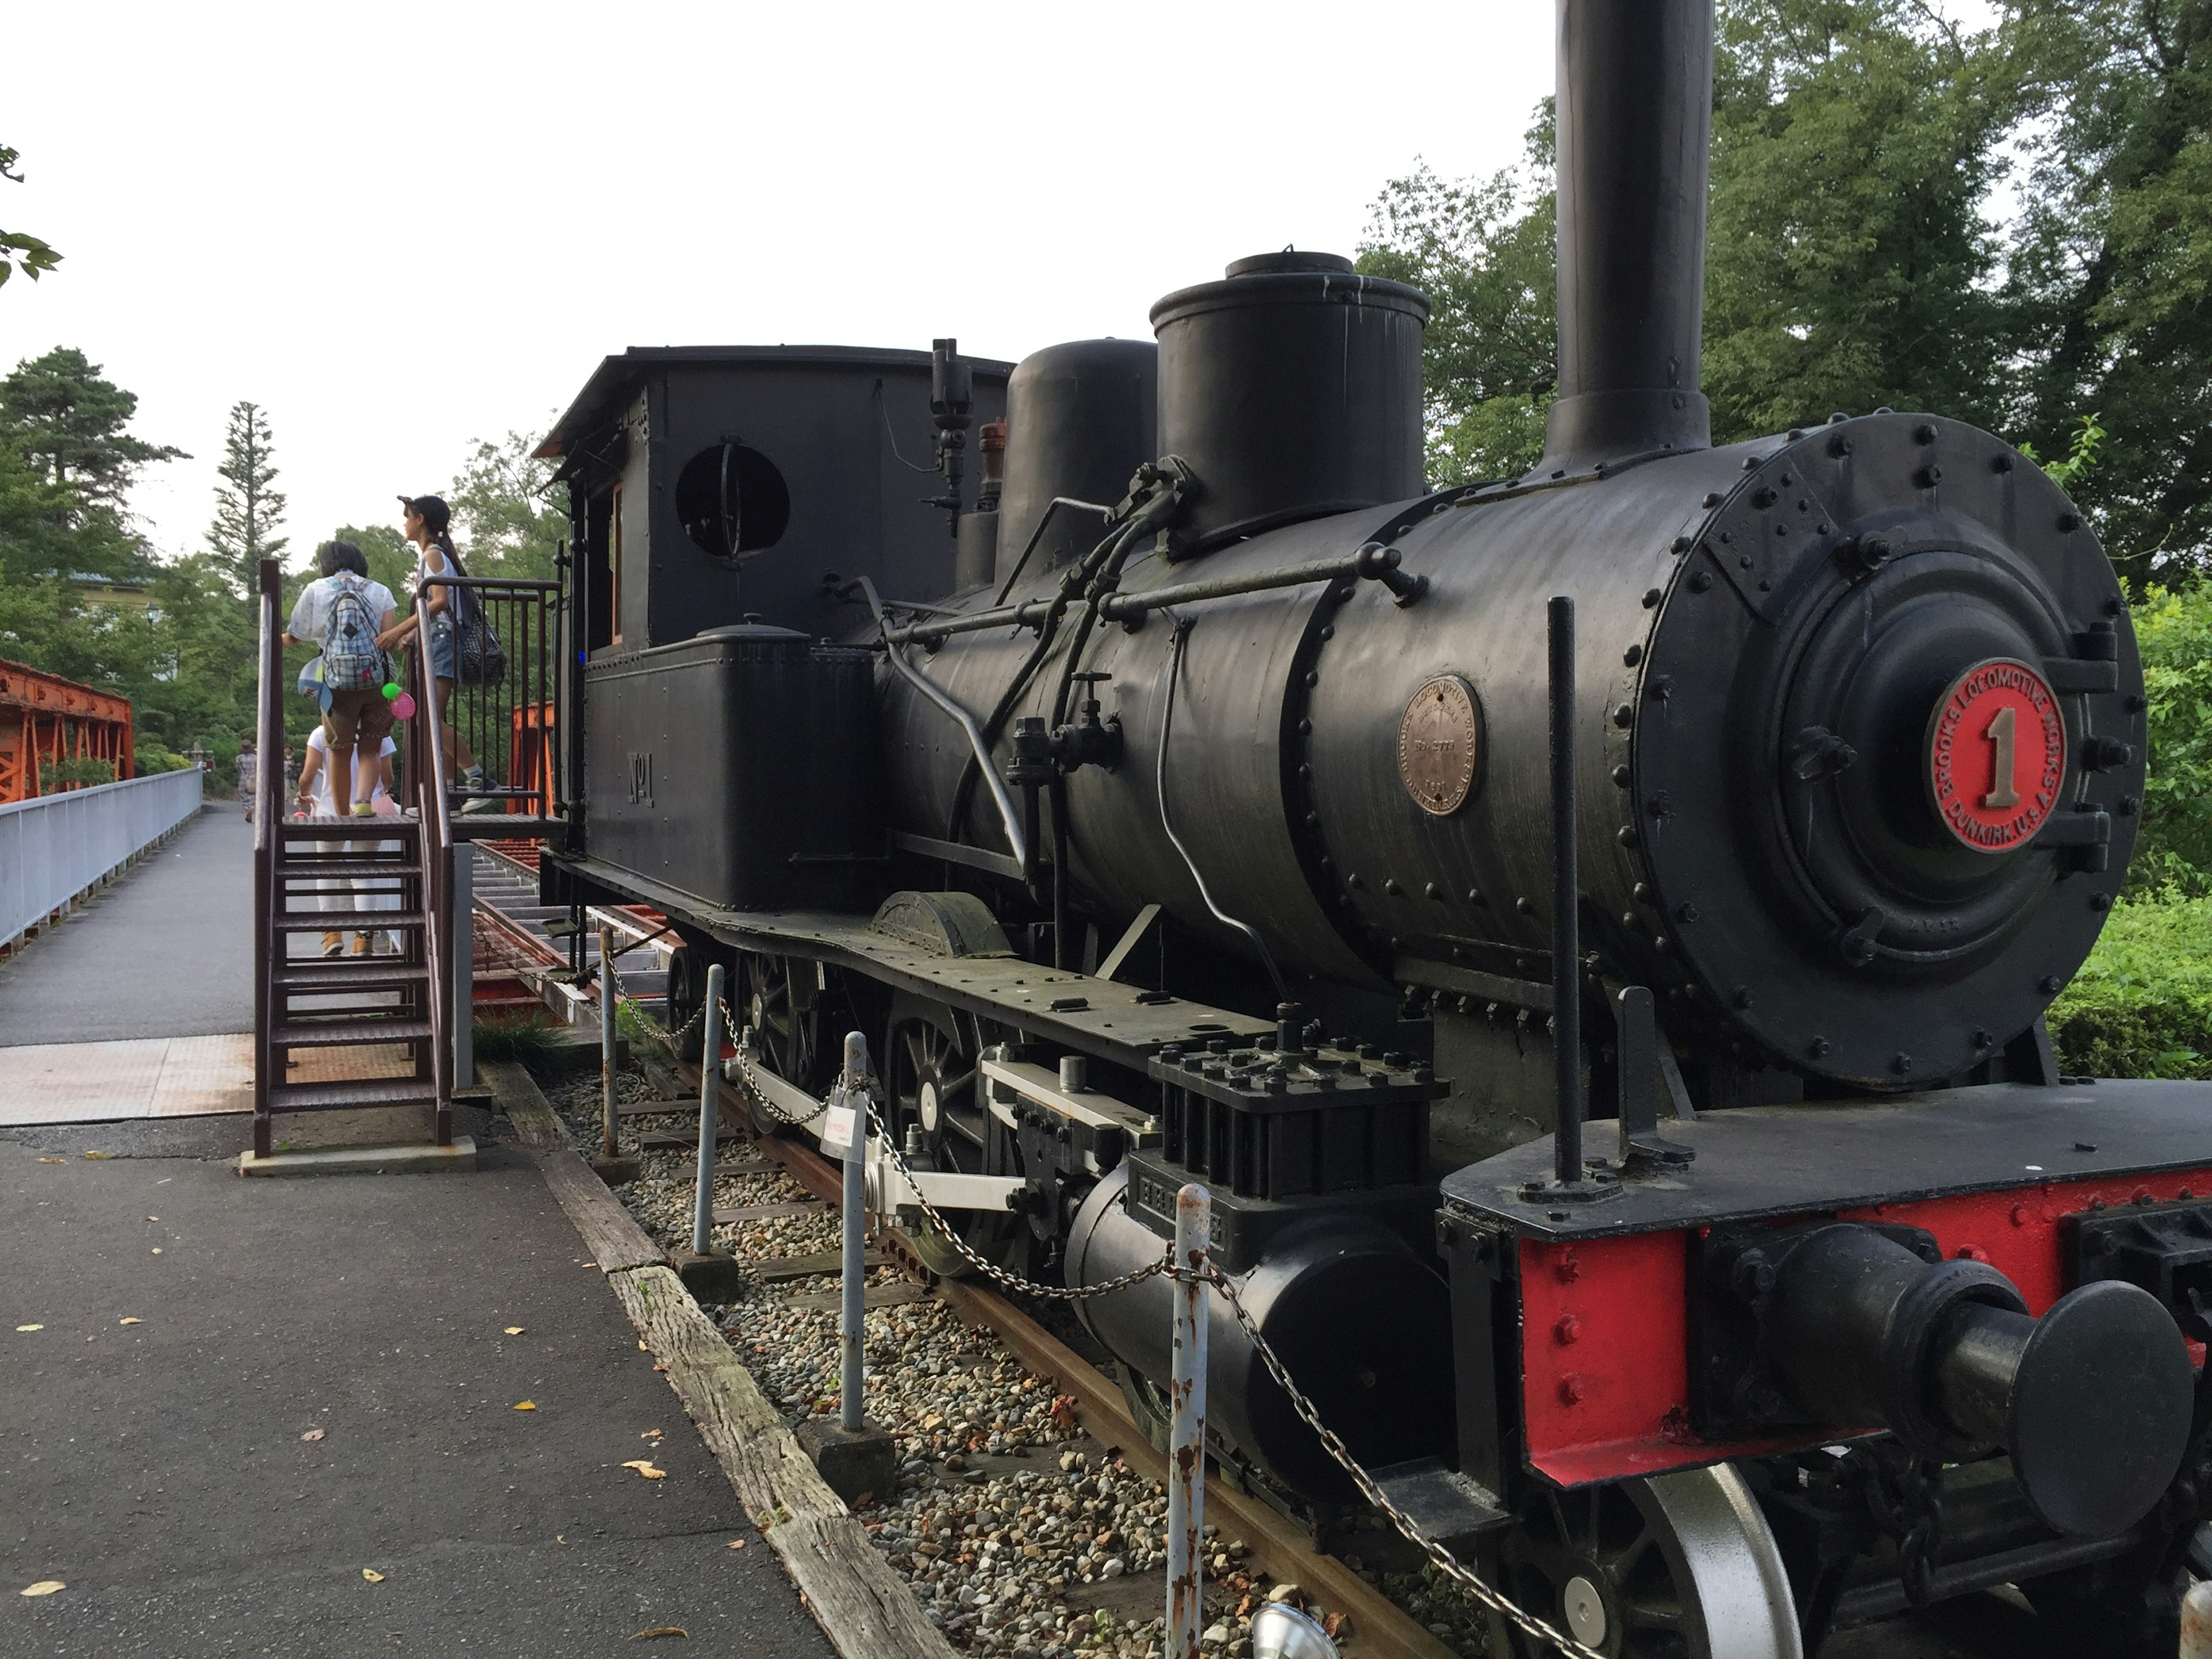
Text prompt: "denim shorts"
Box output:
[[425, 614, 457, 682]]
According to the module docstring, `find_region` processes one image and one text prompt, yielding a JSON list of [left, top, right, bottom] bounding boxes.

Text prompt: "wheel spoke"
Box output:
[[938, 1068, 975, 1101]]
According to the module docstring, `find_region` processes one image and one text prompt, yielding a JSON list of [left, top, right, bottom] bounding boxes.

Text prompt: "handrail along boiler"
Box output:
[[536, 3, 2212, 1650]]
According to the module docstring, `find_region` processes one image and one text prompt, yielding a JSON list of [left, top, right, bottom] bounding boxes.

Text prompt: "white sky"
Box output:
[[4, 1, 1554, 563]]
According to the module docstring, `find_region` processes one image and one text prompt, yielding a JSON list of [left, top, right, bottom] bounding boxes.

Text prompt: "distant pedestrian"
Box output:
[[237, 739, 258, 821], [282, 540, 399, 817], [376, 494, 497, 812]]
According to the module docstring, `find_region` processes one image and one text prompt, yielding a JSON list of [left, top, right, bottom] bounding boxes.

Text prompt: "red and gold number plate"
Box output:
[[1926, 658, 2067, 853]]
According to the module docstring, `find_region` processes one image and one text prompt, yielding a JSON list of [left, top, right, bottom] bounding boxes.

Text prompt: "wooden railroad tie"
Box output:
[[741, 1248, 889, 1282], [782, 1281, 929, 1313], [713, 1200, 830, 1226]]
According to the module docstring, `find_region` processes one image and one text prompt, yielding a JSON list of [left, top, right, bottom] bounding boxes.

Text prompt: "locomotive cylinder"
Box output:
[[1762, 1224, 2194, 1538], [995, 339, 1158, 588], [1066, 1167, 1453, 1502], [1151, 251, 1428, 553]]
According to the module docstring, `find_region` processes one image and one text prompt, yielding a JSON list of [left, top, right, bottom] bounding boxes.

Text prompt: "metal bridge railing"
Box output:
[[0, 765, 203, 950], [413, 574, 563, 831]]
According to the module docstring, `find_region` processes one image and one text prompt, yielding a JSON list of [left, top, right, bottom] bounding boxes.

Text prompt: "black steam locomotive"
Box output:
[[538, 2, 2212, 1650]]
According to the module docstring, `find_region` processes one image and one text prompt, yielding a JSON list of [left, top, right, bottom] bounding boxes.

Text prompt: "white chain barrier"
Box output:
[[712, 1038, 1608, 1659]]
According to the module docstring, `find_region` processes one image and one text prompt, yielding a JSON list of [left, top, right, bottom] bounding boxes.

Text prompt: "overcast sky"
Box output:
[[6, 2, 1554, 562]]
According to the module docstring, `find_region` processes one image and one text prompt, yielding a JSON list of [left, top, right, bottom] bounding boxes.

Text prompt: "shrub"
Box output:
[[2048, 892, 2212, 1080], [37, 756, 116, 790], [2127, 582, 2212, 898]]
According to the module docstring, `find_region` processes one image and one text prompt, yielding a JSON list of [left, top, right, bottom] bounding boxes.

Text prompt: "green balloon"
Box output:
[[381, 683, 400, 700]]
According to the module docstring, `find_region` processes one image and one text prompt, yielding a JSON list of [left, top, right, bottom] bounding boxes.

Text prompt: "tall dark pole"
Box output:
[[1538, 0, 1716, 473], [1550, 596, 1584, 1190]]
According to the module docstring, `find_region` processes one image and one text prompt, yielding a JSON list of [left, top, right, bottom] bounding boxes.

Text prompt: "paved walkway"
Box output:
[[0, 1111, 835, 1659], [0, 802, 255, 1047]]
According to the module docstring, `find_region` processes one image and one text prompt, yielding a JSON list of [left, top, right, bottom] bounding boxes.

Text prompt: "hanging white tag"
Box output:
[[820, 1101, 858, 1155]]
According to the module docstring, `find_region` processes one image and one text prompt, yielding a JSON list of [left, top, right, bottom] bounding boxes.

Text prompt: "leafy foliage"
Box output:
[[446, 429, 565, 581], [2050, 891, 2212, 1078], [1354, 115, 1557, 485], [2127, 581, 2212, 896], [1703, 0, 2022, 438], [0, 144, 61, 290], [2005, 0, 2212, 581]]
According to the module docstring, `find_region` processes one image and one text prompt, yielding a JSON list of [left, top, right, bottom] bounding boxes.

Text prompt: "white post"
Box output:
[[1166, 1182, 1210, 1659], [598, 925, 619, 1158], [450, 842, 474, 1089], [839, 1031, 869, 1433], [691, 963, 726, 1256]]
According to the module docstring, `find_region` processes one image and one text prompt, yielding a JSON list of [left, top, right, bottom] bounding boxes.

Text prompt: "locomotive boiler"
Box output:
[[540, 1, 2212, 1650]]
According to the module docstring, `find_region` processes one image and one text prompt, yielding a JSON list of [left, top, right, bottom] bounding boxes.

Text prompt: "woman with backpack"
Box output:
[[375, 494, 495, 812], [281, 540, 399, 817]]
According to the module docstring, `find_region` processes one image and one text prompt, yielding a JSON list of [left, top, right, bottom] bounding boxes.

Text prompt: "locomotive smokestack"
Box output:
[[1539, 0, 1716, 474]]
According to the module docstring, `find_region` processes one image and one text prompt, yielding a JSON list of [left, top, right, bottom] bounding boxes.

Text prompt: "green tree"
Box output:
[[1357, 1, 2027, 481], [2005, 0, 2212, 581], [1703, 0, 2022, 437], [1355, 115, 1558, 485], [205, 400, 288, 597], [0, 348, 186, 517], [0, 144, 60, 290], [446, 427, 565, 580]]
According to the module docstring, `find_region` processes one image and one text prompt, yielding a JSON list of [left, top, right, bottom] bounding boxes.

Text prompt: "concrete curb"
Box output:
[[483, 1059, 957, 1659], [236, 1137, 478, 1176]]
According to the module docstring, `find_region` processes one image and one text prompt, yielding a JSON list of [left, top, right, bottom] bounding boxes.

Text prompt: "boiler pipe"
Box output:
[[890, 543, 1427, 646]]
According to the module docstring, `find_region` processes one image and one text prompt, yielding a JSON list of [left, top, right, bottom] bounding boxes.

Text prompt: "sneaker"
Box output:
[[320, 932, 344, 958], [351, 801, 376, 818], [347, 934, 369, 958]]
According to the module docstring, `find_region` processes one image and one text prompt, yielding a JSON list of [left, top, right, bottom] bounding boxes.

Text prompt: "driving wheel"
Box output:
[[738, 953, 819, 1134], [884, 992, 1018, 1279], [1486, 1465, 1802, 1659]]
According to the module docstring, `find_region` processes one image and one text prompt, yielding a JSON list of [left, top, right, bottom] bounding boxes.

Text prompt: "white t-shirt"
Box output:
[[289, 572, 399, 646], [306, 727, 396, 810]]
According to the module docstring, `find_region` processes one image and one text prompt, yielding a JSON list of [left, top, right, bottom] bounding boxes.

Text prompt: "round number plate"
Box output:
[[1398, 675, 1483, 816], [1926, 657, 2067, 852]]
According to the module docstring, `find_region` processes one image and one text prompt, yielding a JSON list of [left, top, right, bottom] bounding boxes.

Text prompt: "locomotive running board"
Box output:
[[1442, 1077, 2212, 1241], [544, 853, 1274, 1064]]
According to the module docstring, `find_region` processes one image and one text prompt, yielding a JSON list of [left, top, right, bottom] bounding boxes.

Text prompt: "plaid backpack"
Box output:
[[320, 576, 388, 692]]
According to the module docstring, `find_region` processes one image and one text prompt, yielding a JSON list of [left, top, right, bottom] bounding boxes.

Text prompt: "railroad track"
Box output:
[[656, 1048, 1463, 1659]]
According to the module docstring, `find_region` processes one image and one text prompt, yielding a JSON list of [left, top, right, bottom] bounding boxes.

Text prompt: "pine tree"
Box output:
[[206, 400, 287, 597]]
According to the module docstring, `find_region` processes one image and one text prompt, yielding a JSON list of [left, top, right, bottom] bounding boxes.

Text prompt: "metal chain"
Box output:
[[856, 1093, 1176, 1301], [1202, 1266, 1607, 1659], [722, 1009, 835, 1127], [722, 1039, 1172, 1297], [596, 953, 687, 1059]]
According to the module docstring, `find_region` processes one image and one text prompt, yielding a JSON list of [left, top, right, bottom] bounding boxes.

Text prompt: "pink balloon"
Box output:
[[390, 691, 417, 720]]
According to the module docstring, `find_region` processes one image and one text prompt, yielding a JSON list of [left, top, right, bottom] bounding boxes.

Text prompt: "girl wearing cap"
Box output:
[[376, 493, 493, 808]]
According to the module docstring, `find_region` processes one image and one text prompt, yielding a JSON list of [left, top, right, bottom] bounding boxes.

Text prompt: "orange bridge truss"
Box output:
[[0, 658, 134, 804]]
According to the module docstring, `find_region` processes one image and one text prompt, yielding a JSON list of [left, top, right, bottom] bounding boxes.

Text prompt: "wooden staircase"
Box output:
[[252, 559, 456, 1159]]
